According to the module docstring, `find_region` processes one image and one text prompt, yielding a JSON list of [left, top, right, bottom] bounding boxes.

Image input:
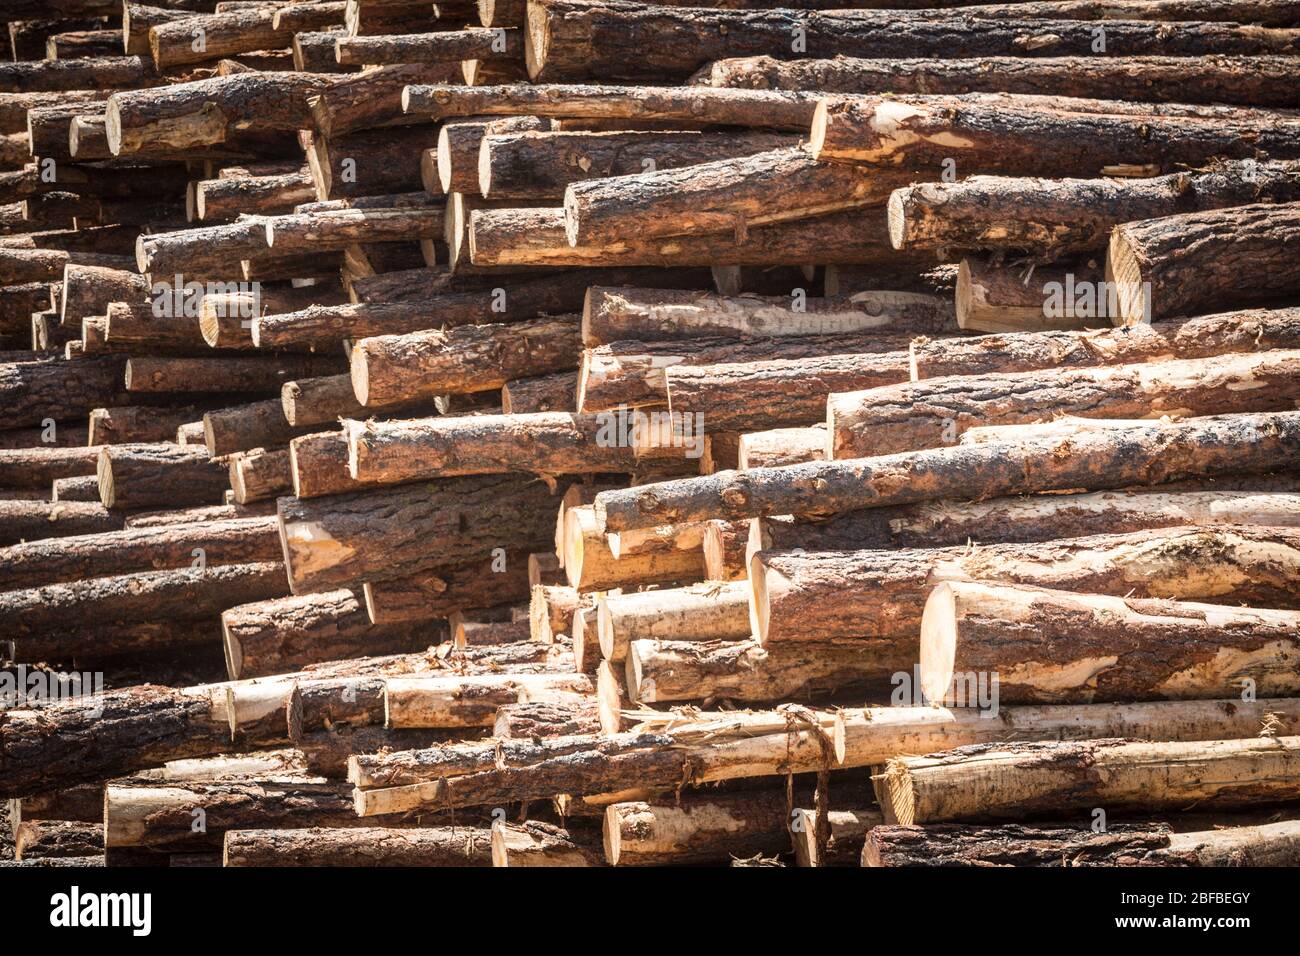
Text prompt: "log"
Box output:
[[529, 584, 593, 642], [363, 553, 532, 625], [583, 285, 951, 346], [223, 825, 494, 866], [348, 697, 1300, 813], [263, 204, 444, 254], [308, 62, 461, 139], [1108, 202, 1300, 324], [88, 404, 208, 445], [526, 0, 1300, 82], [625, 637, 892, 704], [50, 476, 99, 502], [384, 672, 594, 728], [97, 443, 229, 509], [402, 82, 820, 132], [0, 499, 124, 546], [221, 588, 436, 679], [193, 166, 316, 221], [351, 314, 581, 406], [591, 412, 1300, 532], [702, 519, 749, 581], [308, 125, 442, 201], [810, 97, 1300, 172], [889, 160, 1300, 256], [281, 374, 433, 428], [921, 580, 1300, 705], [491, 820, 602, 866], [602, 790, 799, 866], [754, 525, 1300, 653], [862, 821, 1300, 867], [493, 699, 601, 738], [737, 427, 825, 471], [203, 398, 311, 457], [61, 263, 147, 328], [792, 808, 881, 867], [434, 114, 548, 196], [879, 736, 1300, 827], [0, 446, 99, 491], [455, 617, 532, 647], [954, 256, 1104, 332], [288, 430, 379, 498], [829, 350, 1300, 460], [344, 411, 642, 485], [294, 29, 355, 73], [336, 27, 520, 66], [14, 820, 103, 860], [148, 8, 299, 70], [482, 128, 795, 200], [125, 354, 344, 394], [563, 504, 704, 592], [701, 54, 1300, 108], [597, 581, 750, 663], [106, 72, 329, 155], [277, 473, 559, 592], [0, 515, 280, 590], [228, 447, 291, 504], [501, 371, 576, 414]]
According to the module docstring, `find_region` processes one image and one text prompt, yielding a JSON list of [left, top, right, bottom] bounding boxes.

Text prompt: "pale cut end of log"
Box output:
[[1106, 227, 1152, 328], [597, 657, 624, 735], [561, 184, 580, 247], [436, 125, 455, 194], [886, 188, 909, 251], [103, 96, 123, 157], [747, 550, 771, 646], [349, 342, 372, 406], [807, 98, 832, 162], [602, 804, 623, 865], [919, 581, 959, 706], [95, 447, 115, 508], [573, 607, 594, 673], [221, 614, 243, 680], [595, 595, 615, 661], [877, 759, 916, 826], [523, 0, 550, 81]]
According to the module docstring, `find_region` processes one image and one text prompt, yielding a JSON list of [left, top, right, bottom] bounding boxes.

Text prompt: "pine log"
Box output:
[[0, 499, 124, 546], [598, 581, 750, 663], [812, 97, 1300, 175], [491, 820, 602, 866], [134, 218, 270, 277], [1108, 202, 1300, 324], [194, 166, 316, 221], [831, 350, 1300, 460], [50, 476, 99, 502], [702, 54, 1300, 108], [384, 672, 593, 728], [454, 616, 531, 647], [88, 404, 207, 445], [351, 314, 581, 406], [61, 264, 147, 328], [593, 411, 1300, 533], [879, 736, 1300, 828], [583, 285, 951, 346], [97, 442, 229, 509], [222, 825, 493, 866], [401, 82, 820, 132], [344, 411, 643, 485], [349, 697, 1300, 813], [528, 584, 593, 642], [0, 446, 100, 490], [563, 504, 704, 592], [125, 354, 344, 394], [501, 371, 576, 414], [890, 161, 1300, 256], [147, 8, 299, 70], [14, 820, 103, 860], [106, 72, 329, 155], [526, 0, 1300, 82], [281, 374, 434, 428], [288, 430, 379, 498], [494, 699, 601, 738], [336, 27, 519, 66], [862, 821, 1300, 867], [363, 553, 532, 625], [602, 789, 800, 865], [755, 525, 1300, 656], [469, 205, 928, 269], [308, 125, 442, 201], [0, 515, 280, 590], [922, 580, 1300, 705], [221, 588, 435, 679], [481, 128, 795, 200], [308, 62, 460, 139], [263, 204, 444, 254], [277, 473, 560, 592], [228, 447, 291, 504], [203, 398, 312, 458], [0, 248, 133, 285], [432, 115, 548, 195]]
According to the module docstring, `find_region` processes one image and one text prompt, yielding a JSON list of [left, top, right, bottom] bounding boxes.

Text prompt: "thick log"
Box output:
[[97, 443, 229, 510], [481, 128, 794, 201], [755, 525, 1300, 655], [526, 0, 1300, 82], [501, 371, 576, 414], [597, 581, 750, 663], [0, 248, 133, 285], [1108, 202, 1300, 324], [625, 637, 892, 704], [454, 616, 531, 647], [563, 504, 704, 592], [277, 473, 559, 592], [494, 699, 601, 738], [811, 97, 1300, 173], [350, 314, 581, 406], [0, 515, 280, 590], [529, 584, 593, 643], [582, 285, 950, 346], [384, 672, 593, 728], [125, 354, 344, 394], [491, 820, 602, 866], [830, 350, 1300, 460], [228, 447, 291, 504], [402, 82, 819, 132], [348, 698, 1300, 813], [148, 8, 297, 70], [88, 404, 207, 445], [879, 736, 1300, 826], [221, 588, 435, 679], [0, 55, 168, 96], [281, 374, 433, 428], [203, 398, 310, 458], [223, 825, 493, 866], [922, 580, 1300, 704], [0, 446, 99, 491], [336, 27, 520, 66], [344, 412, 642, 485], [0, 500, 124, 546], [134, 219, 271, 278], [308, 125, 442, 201], [890, 161, 1300, 256], [264, 204, 444, 254], [51, 476, 100, 502], [602, 790, 798, 866], [433, 114, 547, 195], [363, 552, 532, 625], [737, 427, 825, 471], [61, 264, 147, 328], [592, 412, 1300, 533], [862, 821, 1300, 867], [106, 72, 328, 155], [15, 820, 103, 860], [704, 54, 1300, 108], [288, 430, 378, 498], [308, 62, 461, 139], [194, 166, 316, 221]]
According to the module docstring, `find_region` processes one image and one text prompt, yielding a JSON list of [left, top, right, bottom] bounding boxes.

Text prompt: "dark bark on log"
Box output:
[[15, 820, 103, 860], [0, 446, 99, 491], [222, 825, 493, 865], [228, 447, 292, 504], [363, 553, 532, 625], [88, 404, 208, 445], [194, 166, 315, 221], [501, 371, 576, 414], [0, 500, 124, 546], [308, 62, 460, 139], [124, 354, 345, 393], [97, 442, 230, 510], [203, 398, 312, 458], [336, 27, 521, 66]]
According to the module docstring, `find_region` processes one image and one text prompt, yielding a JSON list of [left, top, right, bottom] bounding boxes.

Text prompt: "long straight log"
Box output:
[[348, 698, 1300, 813], [148, 8, 302, 70], [829, 350, 1300, 460], [223, 825, 493, 866], [336, 28, 519, 66], [701, 54, 1300, 108], [602, 789, 799, 866], [194, 166, 316, 221], [593, 412, 1300, 532], [281, 374, 434, 428], [563, 504, 704, 592], [263, 204, 444, 254], [0, 500, 125, 546], [125, 354, 344, 394], [921, 580, 1300, 705], [97, 442, 229, 509]]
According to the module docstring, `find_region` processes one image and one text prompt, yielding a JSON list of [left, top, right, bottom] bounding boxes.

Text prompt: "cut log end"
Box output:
[[523, 1, 550, 81], [807, 99, 831, 162], [436, 125, 455, 194], [886, 189, 909, 251], [221, 616, 243, 680], [919, 581, 958, 706], [602, 804, 622, 865], [104, 97, 123, 157], [1106, 228, 1151, 328], [878, 760, 915, 827], [95, 448, 114, 509], [597, 656, 623, 734], [350, 344, 372, 407], [747, 550, 771, 646]]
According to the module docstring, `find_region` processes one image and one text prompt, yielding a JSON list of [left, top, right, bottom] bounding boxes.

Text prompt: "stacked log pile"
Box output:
[[2, 0, 1300, 869]]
